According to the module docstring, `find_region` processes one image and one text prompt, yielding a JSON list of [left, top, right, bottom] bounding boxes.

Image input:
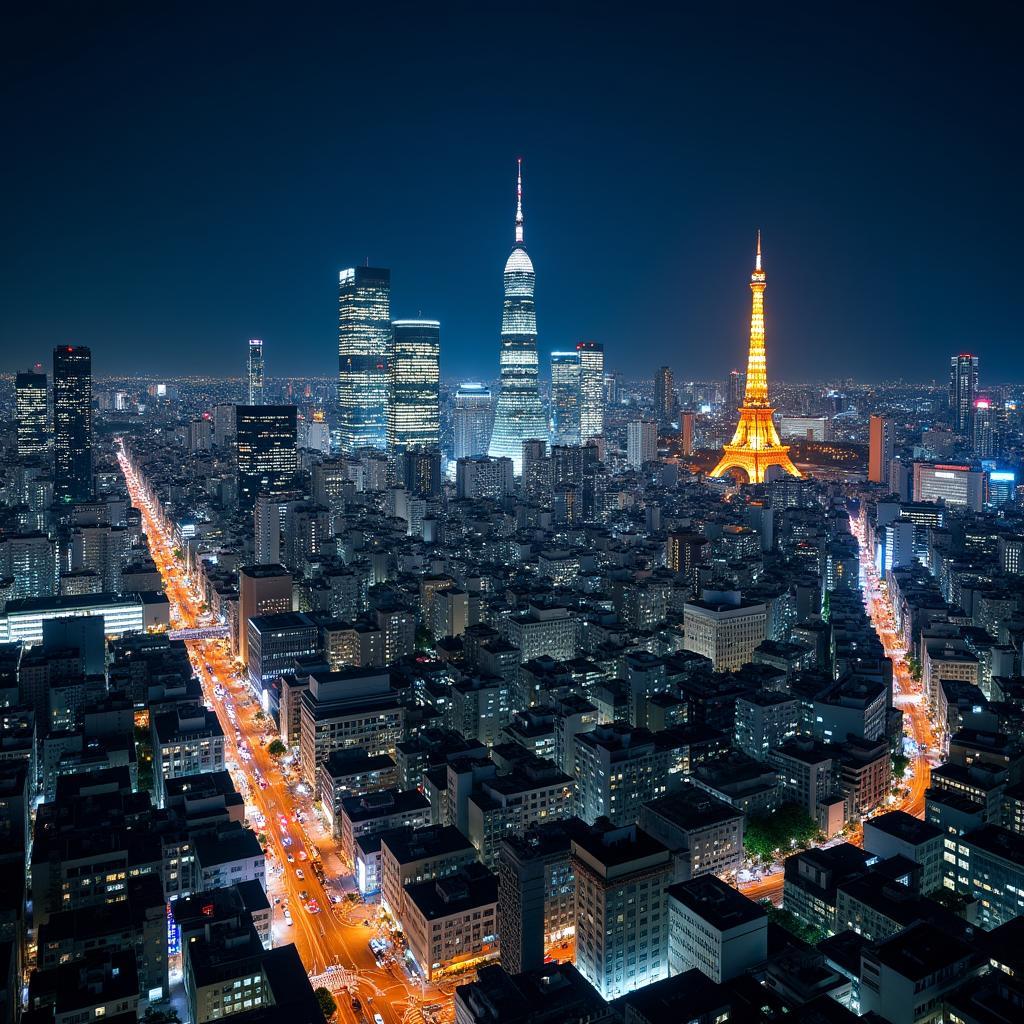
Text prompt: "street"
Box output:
[[118, 443, 456, 1024]]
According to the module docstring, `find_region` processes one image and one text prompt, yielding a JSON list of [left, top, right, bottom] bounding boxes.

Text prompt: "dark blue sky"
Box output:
[[2, 4, 1021, 383]]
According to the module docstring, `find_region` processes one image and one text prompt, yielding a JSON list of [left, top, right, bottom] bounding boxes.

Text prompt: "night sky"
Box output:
[[2, 4, 1021, 383]]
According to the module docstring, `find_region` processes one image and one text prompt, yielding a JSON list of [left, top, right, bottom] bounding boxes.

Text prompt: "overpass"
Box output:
[[168, 625, 230, 641]]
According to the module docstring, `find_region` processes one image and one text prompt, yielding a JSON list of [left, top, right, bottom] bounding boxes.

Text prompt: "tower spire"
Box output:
[[515, 158, 524, 245], [755, 229, 762, 272]]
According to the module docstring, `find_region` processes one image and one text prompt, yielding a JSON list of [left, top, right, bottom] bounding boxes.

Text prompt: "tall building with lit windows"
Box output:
[[388, 320, 440, 457], [247, 338, 265, 405], [577, 341, 605, 440], [949, 353, 979, 433], [453, 384, 492, 460], [550, 351, 582, 445], [53, 345, 93, 504], [16, 369, 48, 458], [709, 234, 800, 484], [654, 365, 674, 425], [338, 266, 392, 453], [868, 415, 893, 485], [488, 161, 548, 474], [236, 405, 298, 510], [972, 398, 997, 458]]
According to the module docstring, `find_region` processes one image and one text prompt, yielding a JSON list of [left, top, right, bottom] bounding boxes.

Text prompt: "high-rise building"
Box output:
[[453, 384, 493, 460], [654, 366, 674, 425], [550, 351, 582, 445], [577, 341, 605, 440], [949, 353, 979, 433], [709, 235, 800, 484], [868, 414, 893, 485], [972, 398, 997, 458], [247, 339, 264, 405], [488, 161, 548, 474], [235, 405, 298, 510], [401, 448, 442, 498], [456, 457, 514, 499], [236, 564, 294, 665], [726, 369, 746, 419], [679, 410, 695, 457], [338, 266, 391, 453], [53, 345, 93, 504], [16, 369, 48, 458], [571, 821, 672, 1000], [388, 319, 440, 457], [626, 420, 657, 468]]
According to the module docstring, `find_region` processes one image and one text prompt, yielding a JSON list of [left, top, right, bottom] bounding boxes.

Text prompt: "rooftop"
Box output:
[[668, 875, 767, 933]]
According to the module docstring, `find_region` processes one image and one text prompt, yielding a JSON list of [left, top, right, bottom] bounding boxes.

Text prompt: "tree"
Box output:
[[744, 803, 822, 862], [764, 905, 827, 945], [314, 987, 337, 1021], [892, 753, 910, 779], [267, 739, 287, 757]]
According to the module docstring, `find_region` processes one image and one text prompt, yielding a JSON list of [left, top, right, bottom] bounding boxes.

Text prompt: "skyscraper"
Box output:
[[679, 410, 695, 457], [726, 369, 746, 417], [338, 266, 391, 453], [627, 420, 657, 468], [388, 319, 440, 457], [577, 341, 605, 440], [247, 339, 265, 405], [235, 405, 298, 509], [654, 365, 674, 425], [453, 384, 493, 460], [972, 398, 997, 458], [53, 345, 93, 504], [949, 354, 979, 433], [868, 415, 893, 485], [709, 235, 800, 484], [488, 161, 547, 474], [550, 351, 582, 445], [16, 369, 48, 458]]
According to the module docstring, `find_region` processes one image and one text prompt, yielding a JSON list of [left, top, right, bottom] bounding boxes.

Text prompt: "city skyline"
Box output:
[[2, 7, 1022, 383]]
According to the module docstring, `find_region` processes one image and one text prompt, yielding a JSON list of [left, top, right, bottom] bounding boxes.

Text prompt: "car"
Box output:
[[298, 889, 309, 900], [286, 853, 294, 863], [374, 1013, 385, 1024], [295, 869, 304, 880], [297, 850, 307, 861], [351, 998, 361, 1011]]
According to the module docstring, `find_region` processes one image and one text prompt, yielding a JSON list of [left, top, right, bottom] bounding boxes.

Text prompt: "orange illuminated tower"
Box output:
[[709, 233, 801, 484]]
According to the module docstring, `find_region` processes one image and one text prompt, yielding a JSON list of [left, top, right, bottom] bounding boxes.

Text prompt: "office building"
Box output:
[[667, 875, 767, 983], [236, 564, 293, 665], [949, 352, 979, 433], [868, 414, 893, 485], [389, 319, 440, 456], [0, 593, 152, 645], [862, 811, 944, 895], [456, 457, 514, 499], [401, 446, 442, 498], [571, 821, 672, 1000], [627, 420, 657, 468], [403, 863, 499, 980], [488, 162, 548, 473], [726, 369, 745, 414], [971, 396, 998, 457], [16, 369, 48, 458], [943, 824, 1024, 928], [778, 415, 829, 441], [679, 410, 695, 456], [246, 612, 319, 707], [235, 405, 298, 509], [573, 723, 668, 826], [912, 461, 985, 511], [497, 819, 587, 974], [247, 338, 264, 405], [550, 351, 582, 445], [454, 383, 493, 460], [682, 592, 767, 671], [380, 824, 477, 922], [152, 704, 225, 807], [53, 345, 92, 504], [577, 341, 605, 440], [338, 265, 392, 453], [654, 366, 674, 425]]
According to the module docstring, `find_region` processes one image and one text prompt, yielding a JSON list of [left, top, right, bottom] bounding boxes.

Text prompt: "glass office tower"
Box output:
[[235, 405, 298, 510], [488, 161, 547, 474], [338, 266, 391, 453], [453, 383, 493, 460], [53, 345, 92, 503], [16, 369, 48, 457], [550, 351, 582, 445], [248, 339, 265, 405], [577, 340, 605, 440], [388, 319, 441, 456]]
